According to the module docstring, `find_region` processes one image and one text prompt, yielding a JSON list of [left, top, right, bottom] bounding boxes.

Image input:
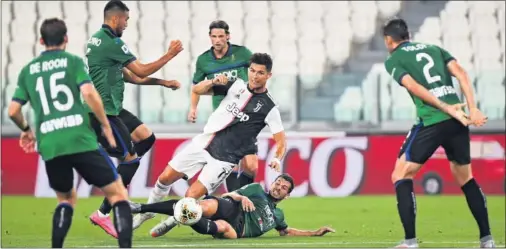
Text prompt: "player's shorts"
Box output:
[[169, 138, 235, 194], [399, 118, 470, 165], [205, 196, 245, 239], [89, 109, 143, 159], [44, 149, 118, 193]]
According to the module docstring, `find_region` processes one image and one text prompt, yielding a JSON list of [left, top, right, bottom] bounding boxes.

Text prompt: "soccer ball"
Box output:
[[173, 197, 203, 225]]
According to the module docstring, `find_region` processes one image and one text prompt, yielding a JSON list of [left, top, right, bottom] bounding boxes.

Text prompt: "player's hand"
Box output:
[[167, 40, 183, 57], [187, 108, 197, 123], [446, 103, 471, 126], [268, 158, 281, 172], [163, 80, 181, 90], [212, 74, 228, 85], [19, 130, 36, 153], [314, 226, 335, 236], [102, 124, 117, 149], [469, 107, 488, 127], [241, 197, 255, 212]]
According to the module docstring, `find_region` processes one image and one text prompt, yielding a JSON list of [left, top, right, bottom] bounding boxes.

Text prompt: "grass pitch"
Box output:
[[1, 196, 504, 248]]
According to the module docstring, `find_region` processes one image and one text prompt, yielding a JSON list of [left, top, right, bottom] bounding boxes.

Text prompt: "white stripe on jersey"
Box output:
[[202, 79, 252, 134]]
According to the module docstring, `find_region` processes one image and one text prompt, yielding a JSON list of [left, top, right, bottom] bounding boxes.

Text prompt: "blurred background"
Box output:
[[1, 1, 505, 197]]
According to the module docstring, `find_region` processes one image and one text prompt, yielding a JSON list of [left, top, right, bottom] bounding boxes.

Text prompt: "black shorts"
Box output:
[[89, 109, 143, 159], [205, 196, 245, 238], [45, 150, 118, 193], [399, 118, 470, 165]]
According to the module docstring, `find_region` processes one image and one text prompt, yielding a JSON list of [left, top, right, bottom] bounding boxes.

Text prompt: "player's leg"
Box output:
[[442, 120, 494, 247], [225, 141, 258, 191], [90, 115, 140, 220], [186, 154, 235, 198], [74, 150, 133, 246], [392, 123, 443, 248], [44, 156, 77, 248], [191, 219, 238, 239], [134, 143, 207, 229], [119, 109, 155, 157]]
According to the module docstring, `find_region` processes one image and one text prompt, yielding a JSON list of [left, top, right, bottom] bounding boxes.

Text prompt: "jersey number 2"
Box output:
[[416, 53, 441, 84], [35, 71, 74, 115]]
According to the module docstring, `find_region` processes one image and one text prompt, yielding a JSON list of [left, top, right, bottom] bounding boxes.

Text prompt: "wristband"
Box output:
[[22, 124, 30, 132]]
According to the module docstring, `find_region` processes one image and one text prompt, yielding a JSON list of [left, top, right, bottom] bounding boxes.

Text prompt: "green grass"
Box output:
[[1, 196, 505, 248]]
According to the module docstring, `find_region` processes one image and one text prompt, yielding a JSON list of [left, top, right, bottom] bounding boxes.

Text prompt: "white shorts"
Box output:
[[168, 134, 235, 194]]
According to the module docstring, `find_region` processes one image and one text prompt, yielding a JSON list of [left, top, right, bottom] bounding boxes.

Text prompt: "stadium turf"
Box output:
[[1, 196, 504, 248]]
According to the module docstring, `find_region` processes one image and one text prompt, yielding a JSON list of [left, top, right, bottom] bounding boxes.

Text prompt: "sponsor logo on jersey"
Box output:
[[214, 69, 238, 82], [429, 85, 457, 98], [40, 114, 84, 134], [87, 37, 102, 47], [226, 102, 249, 122]]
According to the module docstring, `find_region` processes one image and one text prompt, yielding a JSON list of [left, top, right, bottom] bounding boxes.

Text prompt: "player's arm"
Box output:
[[122, 68, 179, 89], [265, 107, 286, 162], [278, 227, 335, 237], [386, 60, 457, 116], [192, 74, 229, 95], [110, 39, 182, 78], [446, 61, 476, 110], [8, 69, 30, 131], [190, 59, 207, 109]]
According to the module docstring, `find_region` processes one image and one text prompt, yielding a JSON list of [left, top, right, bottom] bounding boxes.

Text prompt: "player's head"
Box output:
[[248, 53, 273, 90], [269, 174, 294, 201], [104, 0, 130, 37], [40, 18, 68, 49], [209, 20, 230, 52], [382, 18, 410, 53]]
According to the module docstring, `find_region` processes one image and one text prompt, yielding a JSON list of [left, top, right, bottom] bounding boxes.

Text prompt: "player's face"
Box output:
[[248, 63, 272, 90], [114, 11, 129, 37], [384, 36, 395, 53], [269, 178, 291, 200], [209, 28, 229, 52]]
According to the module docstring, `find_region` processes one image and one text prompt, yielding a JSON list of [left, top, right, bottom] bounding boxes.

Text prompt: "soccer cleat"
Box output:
[[480, 239, 496, 248], [132, 212, 155, 230], [128, 201, 142, 213], [89, 211, 118, 238], [149, 216, 178, 238], [394, 239, 419, 248]]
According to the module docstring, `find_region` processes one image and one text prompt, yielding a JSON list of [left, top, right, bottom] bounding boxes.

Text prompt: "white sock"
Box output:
[[97, 210, 109, 218], [148, 180, 172, 204]]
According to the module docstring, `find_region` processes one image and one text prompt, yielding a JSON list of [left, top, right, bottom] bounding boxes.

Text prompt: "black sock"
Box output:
[[238, 172, 254, 188], [99, 161, 140, 215], [395, 179, 416, 240], [190, 218, 218, 235], [225, 172, 241, 192], [112, 201, 133, 248], [461, 178, 491, 239], [140, 200, 178, 215], [52, 203, 74, 248]]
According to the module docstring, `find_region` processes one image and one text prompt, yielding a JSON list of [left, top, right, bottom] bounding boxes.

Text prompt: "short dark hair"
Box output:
[[276, 173, 294, 194], [209, 20, 229, 34], [249, 53, 273, 72], [104, 0, 129, 18], [382, 18, 410, 42], [40, 18, 67, 46]]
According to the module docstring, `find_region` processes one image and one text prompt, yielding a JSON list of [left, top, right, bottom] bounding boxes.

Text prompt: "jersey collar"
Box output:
[[392, 41, 410, 53], [41, 49, 64, 55], [247, 84, 268, 95], [101, 24, 118, 37], [211, 42, 233, 60]]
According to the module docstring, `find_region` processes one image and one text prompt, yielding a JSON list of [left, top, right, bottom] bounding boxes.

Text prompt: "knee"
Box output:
[[242, 155, 258, 174], [56, 189, 77, 207], [185, 183, 207, 199], [158, 164, 184, 185], [391, 162, 419, 184]]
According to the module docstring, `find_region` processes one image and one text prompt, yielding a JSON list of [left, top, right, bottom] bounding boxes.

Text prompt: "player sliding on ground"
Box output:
[[134, 53, 287, 235], [85, 0, 183, 238], [130, 174, 335, 239], [8, 18, 133, 248], [382, 18, 495, 248], [186, 20, 259, 194]]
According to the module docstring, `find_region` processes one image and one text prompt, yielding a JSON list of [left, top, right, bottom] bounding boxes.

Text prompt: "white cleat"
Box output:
[[132, 213, 155, 230], [480, 239, 496, 248], [394, 239, 419, 248], [149, 216, 178, 238]]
